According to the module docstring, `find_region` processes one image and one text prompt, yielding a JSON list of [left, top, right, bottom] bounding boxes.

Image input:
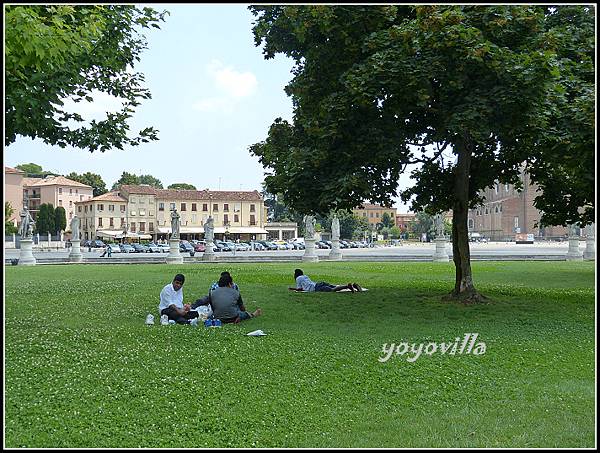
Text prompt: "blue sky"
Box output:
[[4, 4, 412, 211]]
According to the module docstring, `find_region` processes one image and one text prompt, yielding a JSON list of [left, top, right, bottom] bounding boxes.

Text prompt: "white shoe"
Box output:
[[160, 314, 169, 326], [145, 314, 155, 325], [190, 318, 199, 327]]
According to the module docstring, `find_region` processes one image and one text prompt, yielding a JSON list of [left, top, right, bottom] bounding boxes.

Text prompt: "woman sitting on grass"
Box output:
[[289, 268, 363, 292]]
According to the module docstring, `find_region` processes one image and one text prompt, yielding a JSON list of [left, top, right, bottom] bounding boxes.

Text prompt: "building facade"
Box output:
[[4, 166, 25, 226], [22, 175, 94, 222], [468, 171, 568, 241], [77, 185, 269, 242], [353, 203, 398, 228]]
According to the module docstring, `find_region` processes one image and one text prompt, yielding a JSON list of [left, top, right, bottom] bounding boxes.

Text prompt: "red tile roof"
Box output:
[[119, 185, 263, 201]]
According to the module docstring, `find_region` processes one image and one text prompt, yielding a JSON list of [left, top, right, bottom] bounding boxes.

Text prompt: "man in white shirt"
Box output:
[[159, 274, 199, 324]]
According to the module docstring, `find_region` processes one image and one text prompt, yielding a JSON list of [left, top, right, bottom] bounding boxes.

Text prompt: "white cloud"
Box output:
[[56, 90, 125, 125], [192, 60, 258, 113]]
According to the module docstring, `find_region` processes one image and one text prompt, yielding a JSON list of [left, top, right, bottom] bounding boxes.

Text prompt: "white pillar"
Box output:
[[433, 237, 450, 262], [69, 239, 83, 263], [584, 223, 595, 260], [302, 238, 319, 262], [566, 236, 583, 261], [18, 238, 36, 266], [166, 238, 183, 264], [13, 233, 16, 248], [47, 231, 51, 248], [202, 239, 216, 261]]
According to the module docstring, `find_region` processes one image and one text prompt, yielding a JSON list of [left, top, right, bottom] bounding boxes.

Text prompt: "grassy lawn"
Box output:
[[4, 261, 596, 448]]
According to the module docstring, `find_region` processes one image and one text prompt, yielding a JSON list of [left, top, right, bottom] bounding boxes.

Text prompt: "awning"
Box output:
[[96, 230, 125, 238], [157, 226, 204, 234]]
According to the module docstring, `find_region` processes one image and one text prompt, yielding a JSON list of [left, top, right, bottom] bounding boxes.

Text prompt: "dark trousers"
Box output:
[[161, 306, 199, 324]]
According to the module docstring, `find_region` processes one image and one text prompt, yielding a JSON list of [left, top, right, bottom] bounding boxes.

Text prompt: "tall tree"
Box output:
[[249, 5, 594, 303], [5, 5, 167, 151], [36, 203, 55, 235], [138, 174, 163, 188], [54, 206, 67, 234], [168, 183, 197, 190], [65, 172, 108, 197], [112, 171, 140, 191], [5, 202, 18, 234], [15, 163, 43, 176]]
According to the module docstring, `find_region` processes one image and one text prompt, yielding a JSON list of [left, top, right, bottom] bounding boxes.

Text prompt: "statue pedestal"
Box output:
[[202, 241, 216, 261], [583, 236, 595, 260], [328, 239, 342, 260], [433, 237, 450, 262], [69, 239, 83, 262], [167, 239, 183, 264], [566, 237, 583, 261], [18, 238, 37, 266], [302, 238, 319, 262]]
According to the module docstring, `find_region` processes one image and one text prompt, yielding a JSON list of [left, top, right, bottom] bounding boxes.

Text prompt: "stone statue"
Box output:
[[304, 215, 315, 239], [332, 216, 340, 240], [434, 213, 445, 237], [19, 206, 35, 239], [70, 215, 80, 241], [204, 216, 214, 243], [170, 208, 180, 239], [568, 223, 578, 237]]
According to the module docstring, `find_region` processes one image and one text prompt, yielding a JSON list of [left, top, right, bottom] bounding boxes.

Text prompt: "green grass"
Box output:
[[4, 261, 596, 448]]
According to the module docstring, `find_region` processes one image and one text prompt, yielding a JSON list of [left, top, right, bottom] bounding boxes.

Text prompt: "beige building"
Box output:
[[23, 175, 93, 222], [77, 185, 269, 242], [4, 166, 25, 226], [353, 203, 397, 227]]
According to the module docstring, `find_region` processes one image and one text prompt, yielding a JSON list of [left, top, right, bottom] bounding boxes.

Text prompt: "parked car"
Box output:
[[249, 241, 265, 251], [120, 243, 135, 253], [179, 241, 194, 254], [193, 242, 206, 252], [107, 244, 121, 253], [259, 241, 278, 250], [84, 240, 106, 248], [213, 241, 230, 252], [158, 243, 170, 253], [290, 241, 305, 250], [146, 242, 162, 253], [132, 243, 149, 253], [235, 242, 250, 251]]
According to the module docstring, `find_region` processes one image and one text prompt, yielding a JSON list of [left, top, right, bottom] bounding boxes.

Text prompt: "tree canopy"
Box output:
[[65, 172, 108, 197], [111, 171, 163, 191], [249, 5, 595, 302], [5, 5, 168, 152], [168, 183, 197, 190]]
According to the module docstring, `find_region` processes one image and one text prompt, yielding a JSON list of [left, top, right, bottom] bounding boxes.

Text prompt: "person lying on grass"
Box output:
[[289, 268, 363, 292], [192, 272, 262, 324], [159, 273, 200, 325]]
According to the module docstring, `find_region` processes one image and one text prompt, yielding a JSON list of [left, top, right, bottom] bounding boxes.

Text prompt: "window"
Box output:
[[98, 204, 104, 211], [500, 204, 503, 212], [495, 206, 499, 213], [485, 208, 489, 215], [213, 204, 219, 212], [370, 213, 373, 218], [98, 218, 103, 227], [170, 203, 176, 210], [80, 195, 83, 201], [120, 205, 125, 212], [159, 203, 164, 211], [191, 214, 197, 223], [130, 198, 136, 204], [514, 217, 519, 228], [181, 203, 187, 211], [84, 206, 88, 213], [59, 199, 63, 206], [139, 209, 146, 216], [250, 204, 255, 212], [149, 222, 154, 231], [76, 189, 78, 194], [250, 215, 256, 225], [234, 203, 240, 212], [70, 188, 73, 194], [363, 212, 367, 217], [234, 214, 239, 223], [192, 203, 197, 211], [203, 203, 208, 212], [130, 210, 136, 216], [224, 204, 229, 212], [109, 205, 114, 212], [224, 214, 229, 224], [110, 218, 114, 227], [78, 206, 82, 213], [131, 223, 136, 232], [494, 184, 499, 194], [121, 218, 125, 226], [139, 222, 145, 232], [59, 188, 62, 194], [375, 212, 380, 218]]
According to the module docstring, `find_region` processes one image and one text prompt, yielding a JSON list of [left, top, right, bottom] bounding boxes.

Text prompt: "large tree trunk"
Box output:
[[444, 133, 487, 304]]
